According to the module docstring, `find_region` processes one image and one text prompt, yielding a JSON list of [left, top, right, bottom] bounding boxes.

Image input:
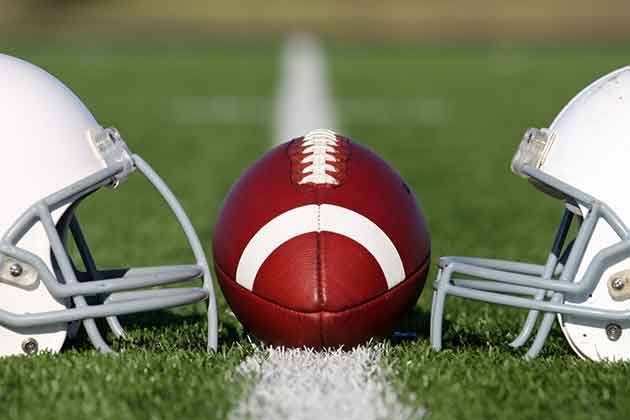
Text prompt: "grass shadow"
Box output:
[[62, 307, 247, 353]]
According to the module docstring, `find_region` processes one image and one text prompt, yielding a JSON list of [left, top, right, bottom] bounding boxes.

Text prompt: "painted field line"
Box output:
[[272, 33, 337, 142], [231, 345, 424, 420], [229, 34, 423, 420]]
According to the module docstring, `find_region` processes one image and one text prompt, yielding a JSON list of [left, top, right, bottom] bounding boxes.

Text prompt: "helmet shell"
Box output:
[[542, 66, 630, 360], [0, 54, 105, 355]]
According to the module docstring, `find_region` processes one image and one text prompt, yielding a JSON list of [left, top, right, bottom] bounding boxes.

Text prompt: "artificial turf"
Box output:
[[2, 41, 630, 419]]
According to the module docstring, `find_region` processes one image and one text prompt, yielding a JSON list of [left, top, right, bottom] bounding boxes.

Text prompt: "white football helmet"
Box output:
[[431, 66, 630, 361], [0, 54, 217, 356]]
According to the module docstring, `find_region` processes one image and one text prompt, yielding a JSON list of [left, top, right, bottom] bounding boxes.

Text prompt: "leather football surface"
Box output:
[[213, 129, 430, 348]]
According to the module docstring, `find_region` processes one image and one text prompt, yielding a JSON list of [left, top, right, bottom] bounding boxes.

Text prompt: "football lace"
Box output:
[[299, 129, 339, 185]]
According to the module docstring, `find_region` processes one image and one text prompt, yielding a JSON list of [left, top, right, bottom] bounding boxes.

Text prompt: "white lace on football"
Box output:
[[299, 129, 339, 185]]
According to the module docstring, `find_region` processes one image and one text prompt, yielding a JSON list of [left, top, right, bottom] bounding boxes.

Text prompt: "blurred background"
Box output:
[[3, 0, 630, 41], [2, 0, 629, 280]]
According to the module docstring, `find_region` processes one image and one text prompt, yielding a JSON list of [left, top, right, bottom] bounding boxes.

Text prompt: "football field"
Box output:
[[2, 40, 630, 419]]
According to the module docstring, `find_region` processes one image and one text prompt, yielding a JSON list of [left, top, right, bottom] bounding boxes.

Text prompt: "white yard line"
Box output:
[[231, 345, 424, 420], [272, 33, 337, 143], [171, 32, 446, 129], [229, 34, 424, 420]]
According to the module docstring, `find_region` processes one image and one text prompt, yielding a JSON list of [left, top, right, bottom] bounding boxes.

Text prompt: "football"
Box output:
[[213, 129, 430, 348]]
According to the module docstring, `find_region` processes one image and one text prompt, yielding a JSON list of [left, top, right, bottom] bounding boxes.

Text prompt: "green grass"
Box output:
[[1, 41, 630, 420], [0, 42, 276, 420], [327, 43, 630, 419]]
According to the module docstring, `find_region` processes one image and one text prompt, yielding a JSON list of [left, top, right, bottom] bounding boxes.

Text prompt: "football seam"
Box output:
[[315, 196, 324, 344], [214, 251, 430, 315]]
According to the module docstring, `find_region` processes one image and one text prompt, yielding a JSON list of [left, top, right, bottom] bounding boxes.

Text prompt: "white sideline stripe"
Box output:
[[231, 346, 425, 420], [273, 34, 337, 143], [234, 204, 406, 291]]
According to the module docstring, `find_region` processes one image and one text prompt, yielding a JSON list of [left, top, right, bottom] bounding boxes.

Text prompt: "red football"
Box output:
[[213, 129, 430, 348]]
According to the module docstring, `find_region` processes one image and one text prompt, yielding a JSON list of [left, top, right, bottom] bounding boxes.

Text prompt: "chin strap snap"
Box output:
[[88, 126, 135, 188]]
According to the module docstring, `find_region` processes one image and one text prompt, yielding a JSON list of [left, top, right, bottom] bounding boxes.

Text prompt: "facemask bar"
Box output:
[[431, 161, 630, 359], [0, 135, 218, 353], [507, 210, 573, 351]]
